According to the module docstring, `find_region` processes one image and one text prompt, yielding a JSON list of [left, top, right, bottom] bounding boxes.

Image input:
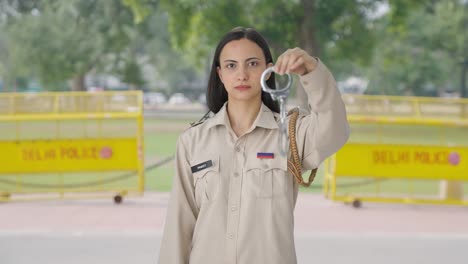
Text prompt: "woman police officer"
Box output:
[[158, 27, 349, 264]]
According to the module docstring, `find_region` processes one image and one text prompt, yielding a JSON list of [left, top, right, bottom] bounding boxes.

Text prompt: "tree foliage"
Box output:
[[161, 0, 384, 69], [2, 0, 156, 90], [121, 0, 156, 24], [1, 0, 465, 97], [366, 0, 466, 96]]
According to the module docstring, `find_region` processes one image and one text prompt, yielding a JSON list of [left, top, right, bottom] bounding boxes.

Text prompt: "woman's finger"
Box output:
[[274, 54, 285, 74], [277, 53, 291, 75], [285, 52, 303, 73], [289, 56, 305, 74]]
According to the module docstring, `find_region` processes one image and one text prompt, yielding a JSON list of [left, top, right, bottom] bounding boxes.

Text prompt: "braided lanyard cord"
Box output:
[[287, 108, 317, 187]]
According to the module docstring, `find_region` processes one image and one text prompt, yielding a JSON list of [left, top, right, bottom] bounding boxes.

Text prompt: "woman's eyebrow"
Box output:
[[223, 57, 260, 63], [245, 57, 260, 61]]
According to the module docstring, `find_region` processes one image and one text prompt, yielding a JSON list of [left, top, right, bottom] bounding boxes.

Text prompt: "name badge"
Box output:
[[191, 160, 213, 173]]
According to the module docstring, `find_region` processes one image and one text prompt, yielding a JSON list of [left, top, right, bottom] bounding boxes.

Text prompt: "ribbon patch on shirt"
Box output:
[[257, 152, 274, 159], [191, 160, 213, 173]]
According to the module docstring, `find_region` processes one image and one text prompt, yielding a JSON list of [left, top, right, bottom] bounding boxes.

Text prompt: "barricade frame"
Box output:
[[0, 91, 145, 203], [325, 95, 468, 208]]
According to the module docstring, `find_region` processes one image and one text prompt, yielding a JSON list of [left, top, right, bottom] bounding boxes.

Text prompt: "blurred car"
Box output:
[[144, 92, 167, 105], [198, 94, 207, 105], [109, 93, 140, 112], [168, 93, 190, 104], [111, 94, 127, 103]]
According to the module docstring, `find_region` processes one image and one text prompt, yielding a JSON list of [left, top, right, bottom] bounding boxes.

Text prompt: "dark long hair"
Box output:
[[206, 27, 279, 113]]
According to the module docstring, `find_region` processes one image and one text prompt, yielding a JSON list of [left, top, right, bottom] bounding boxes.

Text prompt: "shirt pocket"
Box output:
[[191, 156, 220, 206], [244, 156, 289, 198]]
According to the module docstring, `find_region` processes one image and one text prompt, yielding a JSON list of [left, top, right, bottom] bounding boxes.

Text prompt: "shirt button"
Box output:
[[303, 81, 309, 86], [234, 172, 239, 177], [228, 233, 233, 239], [235, 146, 241, 152], [231, 206, 237, 212]]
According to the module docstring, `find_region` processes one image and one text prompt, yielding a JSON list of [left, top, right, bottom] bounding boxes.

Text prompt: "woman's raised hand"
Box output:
[[274, 48, 317, 76]]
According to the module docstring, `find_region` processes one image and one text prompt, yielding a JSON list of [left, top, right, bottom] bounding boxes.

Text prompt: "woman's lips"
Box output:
[[235, 85, 251, 91]]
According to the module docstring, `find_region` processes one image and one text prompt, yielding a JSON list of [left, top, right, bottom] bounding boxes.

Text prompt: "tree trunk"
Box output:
[[299, 0, 320, 57], [297, 0, 321, 111], [461, 61, 467, 98], [11, 79, 17, 92], [71, 74, 86, 91], [462, 2, 468, 98]]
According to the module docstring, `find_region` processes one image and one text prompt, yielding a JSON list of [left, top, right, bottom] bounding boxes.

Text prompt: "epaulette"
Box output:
[[189, 111, 212, 128]]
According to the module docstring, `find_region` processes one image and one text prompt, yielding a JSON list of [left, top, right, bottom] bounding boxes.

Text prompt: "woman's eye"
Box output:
[[248, 61, 258, 67], [226, 63, 236, 69]]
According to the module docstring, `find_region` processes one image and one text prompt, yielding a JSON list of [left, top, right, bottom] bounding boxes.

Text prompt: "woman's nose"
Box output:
[[237, 66, 248, 80]]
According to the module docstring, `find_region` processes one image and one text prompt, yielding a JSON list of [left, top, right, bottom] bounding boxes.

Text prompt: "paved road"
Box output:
[[1, 193, 468, 264], [1, 231, 467, 264]]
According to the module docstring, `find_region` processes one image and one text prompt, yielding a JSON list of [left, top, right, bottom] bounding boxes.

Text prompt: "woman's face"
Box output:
[[217, 38, 272, 104]]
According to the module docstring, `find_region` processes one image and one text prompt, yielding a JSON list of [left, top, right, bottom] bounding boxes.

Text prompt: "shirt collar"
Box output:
[[206, 102, 278, 130]]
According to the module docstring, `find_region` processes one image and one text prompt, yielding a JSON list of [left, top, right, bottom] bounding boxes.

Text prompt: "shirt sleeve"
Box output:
[[158, 134, 198, 264], [294, 58, 350, 171]]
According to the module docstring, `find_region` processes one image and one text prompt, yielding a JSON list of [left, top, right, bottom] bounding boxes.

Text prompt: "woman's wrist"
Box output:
[[301, 57, 318, 76]]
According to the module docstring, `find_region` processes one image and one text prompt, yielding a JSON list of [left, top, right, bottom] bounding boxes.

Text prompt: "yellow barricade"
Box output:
[[0, 91, 144, 203], [325, 95, 468, 207], [334, 144, 467, 180]]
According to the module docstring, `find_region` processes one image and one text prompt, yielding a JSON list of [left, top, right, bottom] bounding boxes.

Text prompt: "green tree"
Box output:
[[366, 0, 465, 96], [160, 0, 388, 107], [162, 0, 382, 65], [4, 0, 154, 91], [143, 12, 205, 95], [121, 0, 155, 23]]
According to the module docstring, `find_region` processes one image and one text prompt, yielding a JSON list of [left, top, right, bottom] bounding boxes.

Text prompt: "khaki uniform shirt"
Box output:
[[158, 60, 349, 264]]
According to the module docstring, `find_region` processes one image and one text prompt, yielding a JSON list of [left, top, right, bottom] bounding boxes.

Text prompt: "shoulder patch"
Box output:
[[189, 111, 212, 128], [190, 120, 205, 128]]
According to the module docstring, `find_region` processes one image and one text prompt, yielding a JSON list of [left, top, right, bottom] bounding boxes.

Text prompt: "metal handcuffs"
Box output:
[[260, 67, 293, 157]]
